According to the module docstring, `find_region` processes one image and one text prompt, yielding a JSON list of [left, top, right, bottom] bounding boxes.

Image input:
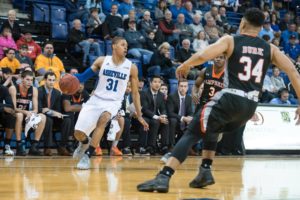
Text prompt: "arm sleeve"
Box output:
[[74, 67, 98, 83]]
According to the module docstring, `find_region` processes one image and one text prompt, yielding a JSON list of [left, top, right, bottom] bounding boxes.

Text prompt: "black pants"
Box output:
[[139, 117, 169, 149], [168, 118, 185, 148], [43, 116, 72, 148], [171, 92, 257, 163], [121, 116, 131, 148], [0, 111, 15, 129]]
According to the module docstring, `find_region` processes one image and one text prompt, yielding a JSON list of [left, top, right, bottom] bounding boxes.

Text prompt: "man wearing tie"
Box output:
[[167, 79, 193, 148], [139, 75, 169, 155], [38, 71, 72, 156]]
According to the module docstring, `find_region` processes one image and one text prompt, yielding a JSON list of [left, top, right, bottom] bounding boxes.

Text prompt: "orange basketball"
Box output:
[[59, 74, 80, 95]]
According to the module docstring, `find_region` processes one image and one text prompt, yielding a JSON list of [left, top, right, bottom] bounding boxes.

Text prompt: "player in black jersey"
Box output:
[[9, 71, 47, 156], [137, 8, 300, 193], [192, 54, 225, 113]]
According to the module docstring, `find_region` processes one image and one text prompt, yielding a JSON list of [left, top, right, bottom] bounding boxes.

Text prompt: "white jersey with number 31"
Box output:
[[94, 56, 132, 102]]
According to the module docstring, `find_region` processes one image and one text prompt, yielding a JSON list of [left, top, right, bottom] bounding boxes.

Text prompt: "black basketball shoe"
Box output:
[[137, 174, 170, 193], [189, 166, 215, 188]]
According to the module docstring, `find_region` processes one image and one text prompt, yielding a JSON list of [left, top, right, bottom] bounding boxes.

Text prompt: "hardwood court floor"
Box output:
[[0, 155, 300, 200]]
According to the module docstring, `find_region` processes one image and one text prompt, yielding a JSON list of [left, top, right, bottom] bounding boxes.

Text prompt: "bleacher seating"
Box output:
[[51, 22, 68, 40], [50, 5, 66, 23], [32, 3, 50, 22]]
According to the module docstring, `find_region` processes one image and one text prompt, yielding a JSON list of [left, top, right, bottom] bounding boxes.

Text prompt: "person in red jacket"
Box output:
[[16, 32, 42, 61]]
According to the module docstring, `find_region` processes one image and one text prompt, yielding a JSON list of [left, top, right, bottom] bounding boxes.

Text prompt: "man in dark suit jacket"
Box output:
[[167, 79, 193, 148], [38, 71, 72, 156], [140, 75, 169, 155]]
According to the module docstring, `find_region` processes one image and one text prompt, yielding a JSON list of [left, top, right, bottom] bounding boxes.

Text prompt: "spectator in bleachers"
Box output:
[[62, 83, 90, 153], [0, 48, 20, 74], [204, 16, 222, 41], [0, 27, 17, 60], [0, 84, 15, 156], [175, 13, 193, 42], [167, 79, 193, 149], [279, 13, 291, 31], [190, 14, 204, 38], [16, 32, 42, 61], [38, 71, 72, 156], [283, 34, 300, 61], [86, 8, 103, 36], [270, 12, 280, 33], [102, 0, 117, 15], [260, 74, 276, 103], [34, 42, 65, 89], [204, 5, 222, 26], [270, 88, 291, 105], [159, 10, 180, 46], [148, 42, 176, 79], [15, 44, 33, 69], [139, 75, 169, 155], [270, 66, 286, 93], [145, 31, 158, 52], [123, 10, 137, 31], [218, 6, 228, 27], [259, 20, 274, 42], [192, 30, 209, 52], [85, 0, 106, 22], [124, 20, 152, 60], [140, 11, 156, 37], [175, 39, 198, 79], [281, 23, 299, 45], [138, 77, 146, 91], [9, 70, 47, 156], [118, 0, 135, 17], [183, 1, 195, 25], [155, 0, 170, 20], [65, 0, 89, 25], [69, 19, 102, 67], [0, 10, 21, 41], [169, 0, 186, 21], [102, 4, 124, 39], [0, 67, 14, 87]]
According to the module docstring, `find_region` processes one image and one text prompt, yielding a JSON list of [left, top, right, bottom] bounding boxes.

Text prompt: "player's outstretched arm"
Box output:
[[176, 35, 232, 79], [130, 64, 149, 131], [74, 56, 105, 83], [271, 44, 300, 124]]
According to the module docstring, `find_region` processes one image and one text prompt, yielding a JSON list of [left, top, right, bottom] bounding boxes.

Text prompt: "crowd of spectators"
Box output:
[[1, 0, 300, 156]]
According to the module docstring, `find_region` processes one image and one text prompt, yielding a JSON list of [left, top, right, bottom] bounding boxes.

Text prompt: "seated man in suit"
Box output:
[[38, 71, 72, 156], [167, 79, 193, 149], [139, 75, 169, 155]]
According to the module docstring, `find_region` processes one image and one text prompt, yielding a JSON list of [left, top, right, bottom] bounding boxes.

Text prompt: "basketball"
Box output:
[[59, 74, 80, 95]]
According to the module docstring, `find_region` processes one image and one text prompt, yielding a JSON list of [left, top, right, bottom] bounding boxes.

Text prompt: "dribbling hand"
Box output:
[[295, 107, 300, 125], [137, 116, 149, 131], [176, 64, 190, 79]]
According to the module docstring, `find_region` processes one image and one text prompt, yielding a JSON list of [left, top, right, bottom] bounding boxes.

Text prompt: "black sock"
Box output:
[[4, 139, 11, 146], [31, 140, 39, 144], [201, 159, 213, 169], [159, 166, 175, 177], [16, 140, 22, 146], [82, 137, 89, 144], [85, 146, 95, 158]]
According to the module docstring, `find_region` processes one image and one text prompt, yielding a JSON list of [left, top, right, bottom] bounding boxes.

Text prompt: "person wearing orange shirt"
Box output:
[[0, 48, 21, 74], [34, 42, 65, 89]]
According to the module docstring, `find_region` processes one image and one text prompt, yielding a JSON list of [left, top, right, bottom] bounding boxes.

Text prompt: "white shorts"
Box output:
[[75, 95, 121, 136]]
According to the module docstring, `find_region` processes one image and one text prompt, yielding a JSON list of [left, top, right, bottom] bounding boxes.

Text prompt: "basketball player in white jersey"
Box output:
[[73, 37, 149, 169]]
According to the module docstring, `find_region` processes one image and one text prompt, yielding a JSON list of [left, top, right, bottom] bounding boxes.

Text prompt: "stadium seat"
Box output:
[[33, 3, 49, 22], [98, 40, 105, 56], [50, 5, 66, 23], [142, 52, 153, 65], [168, 79, 178, 94], [129, 58, 143, 78], [169, 46, 175, 60], [51, 22, 68, 40], [105, 40, 112, 55]]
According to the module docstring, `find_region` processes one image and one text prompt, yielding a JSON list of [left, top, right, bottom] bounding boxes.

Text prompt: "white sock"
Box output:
[[112, 140, 119, 147]]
